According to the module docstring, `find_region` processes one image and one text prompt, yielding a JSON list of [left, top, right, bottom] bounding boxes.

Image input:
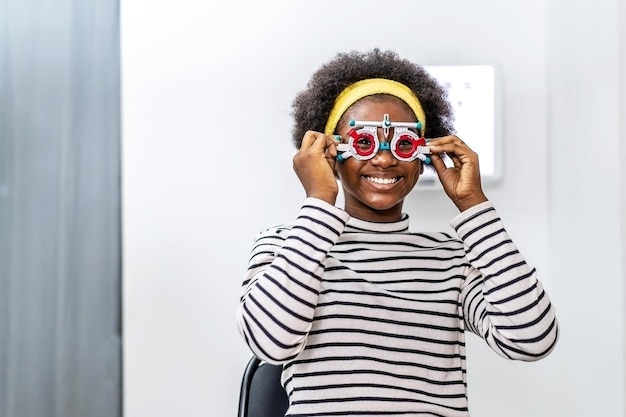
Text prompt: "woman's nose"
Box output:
[[370, 146, 397, 168]]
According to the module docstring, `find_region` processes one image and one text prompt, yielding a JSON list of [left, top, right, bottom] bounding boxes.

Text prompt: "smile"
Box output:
[[364, 176, 400, 185]]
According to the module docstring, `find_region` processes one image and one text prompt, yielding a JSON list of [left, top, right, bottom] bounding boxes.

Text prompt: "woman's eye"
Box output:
[[356, 137, 374, 151], [397, 139, 414, 152]]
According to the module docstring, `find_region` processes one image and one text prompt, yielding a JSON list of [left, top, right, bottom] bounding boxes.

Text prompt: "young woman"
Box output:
[[236, 49, 558, 417]]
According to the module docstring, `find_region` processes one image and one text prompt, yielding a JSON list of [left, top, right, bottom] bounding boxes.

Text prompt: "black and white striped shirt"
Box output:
[[237, 198, 558, 417]]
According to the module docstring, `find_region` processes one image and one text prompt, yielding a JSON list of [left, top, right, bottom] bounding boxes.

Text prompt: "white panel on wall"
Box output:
[[421, 65, 499, 186]]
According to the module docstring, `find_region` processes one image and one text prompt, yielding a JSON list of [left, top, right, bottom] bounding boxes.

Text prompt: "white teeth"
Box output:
[[365, 176, 399, 184]]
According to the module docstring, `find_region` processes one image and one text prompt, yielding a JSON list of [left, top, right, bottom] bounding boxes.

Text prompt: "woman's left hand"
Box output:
[[427, 136, 488, 212]]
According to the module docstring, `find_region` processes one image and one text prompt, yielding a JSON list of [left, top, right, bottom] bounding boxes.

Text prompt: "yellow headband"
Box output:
[[324, 78, 427, 136]]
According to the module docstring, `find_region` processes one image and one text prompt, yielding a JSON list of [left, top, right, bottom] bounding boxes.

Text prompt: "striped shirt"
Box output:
[[237, 198, 558, 417]]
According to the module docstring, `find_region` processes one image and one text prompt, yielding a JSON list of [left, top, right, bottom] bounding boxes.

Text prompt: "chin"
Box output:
[[367, 200, 403, 213]]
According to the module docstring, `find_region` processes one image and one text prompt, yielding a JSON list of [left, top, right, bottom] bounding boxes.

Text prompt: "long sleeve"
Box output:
[[453, 202, 559, 361], [236, 198, 350, 364]]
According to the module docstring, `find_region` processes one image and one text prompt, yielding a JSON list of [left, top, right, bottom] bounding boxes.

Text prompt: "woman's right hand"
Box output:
[[292, 130, 339, 205]]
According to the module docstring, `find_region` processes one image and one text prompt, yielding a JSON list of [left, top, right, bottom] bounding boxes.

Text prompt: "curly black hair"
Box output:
[[290, 48, 455, 149]]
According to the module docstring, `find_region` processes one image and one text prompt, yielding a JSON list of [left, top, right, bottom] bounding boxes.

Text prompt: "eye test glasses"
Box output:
[[336, 114, 432, 164]]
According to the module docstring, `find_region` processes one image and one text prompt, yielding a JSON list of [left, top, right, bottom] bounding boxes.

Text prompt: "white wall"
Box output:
[[544, 1, 625, 416], [120, 1, 624, 416]]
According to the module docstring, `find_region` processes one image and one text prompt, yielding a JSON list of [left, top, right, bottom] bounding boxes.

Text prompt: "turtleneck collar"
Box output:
[[344, 213, 410, 233]]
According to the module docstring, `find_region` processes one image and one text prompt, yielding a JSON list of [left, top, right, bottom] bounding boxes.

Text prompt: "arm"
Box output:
[[429, 136, 558, 360], [237, 131, 346, 363], [236, 198, 349, 364], [453, 202, 559, 360]]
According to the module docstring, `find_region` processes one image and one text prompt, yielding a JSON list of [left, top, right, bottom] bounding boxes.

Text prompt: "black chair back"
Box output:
[[238, 356, 289, 417]]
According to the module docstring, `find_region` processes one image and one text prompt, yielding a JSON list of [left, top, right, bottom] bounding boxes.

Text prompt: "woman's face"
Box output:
[[335, 96, 423, 222]]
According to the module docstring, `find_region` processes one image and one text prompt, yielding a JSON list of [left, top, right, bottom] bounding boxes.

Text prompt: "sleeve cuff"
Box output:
[[449, 200, 495, 230]]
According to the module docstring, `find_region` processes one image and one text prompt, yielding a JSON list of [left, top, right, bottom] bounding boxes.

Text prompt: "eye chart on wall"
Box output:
[[420, 65, 499, 187]]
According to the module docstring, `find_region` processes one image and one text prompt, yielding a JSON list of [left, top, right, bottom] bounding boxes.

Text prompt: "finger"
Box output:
[[429, 152, 450, 177], [429, 151, 445, 168], [428, 143, 469, 157], [426, 135, 457, 147], [300, 130, 321, 149], [318, 134, 340, 151], [300, 131, 331, 149], [447, 152, 463, 169], [429, 146, 477, 169], [303, 131, 339, 154], [325, 142, 338, 158], [428, 135, 473, 154], [296, 131, 339, 174]]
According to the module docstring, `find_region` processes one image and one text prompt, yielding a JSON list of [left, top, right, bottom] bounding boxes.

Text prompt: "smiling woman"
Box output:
[[333, 97, 426, 221], [235, 48, 559, 417]]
